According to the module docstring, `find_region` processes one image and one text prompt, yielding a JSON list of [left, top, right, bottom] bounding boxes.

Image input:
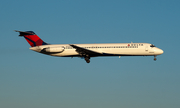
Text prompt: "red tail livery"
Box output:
[[15, 30, 48, 47]]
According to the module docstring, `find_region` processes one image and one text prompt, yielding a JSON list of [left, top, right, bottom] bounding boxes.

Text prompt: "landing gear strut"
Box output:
[[85, 55, 90, 63], [85, 57, 90, 63], [78, 52, 91, 63], [154, 55, 157, 61]]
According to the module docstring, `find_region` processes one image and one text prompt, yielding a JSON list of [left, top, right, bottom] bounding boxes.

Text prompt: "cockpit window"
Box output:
[[150, 44, 156, 47]]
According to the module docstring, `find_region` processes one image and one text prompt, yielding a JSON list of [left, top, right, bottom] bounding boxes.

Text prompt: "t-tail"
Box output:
[[15, 30, 48, 47]]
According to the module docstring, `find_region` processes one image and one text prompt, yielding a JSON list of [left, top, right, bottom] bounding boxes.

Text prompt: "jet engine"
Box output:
[[43, 47, 64, 53]]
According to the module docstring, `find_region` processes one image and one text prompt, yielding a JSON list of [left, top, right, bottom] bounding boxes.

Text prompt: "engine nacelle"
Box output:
[[43, 47, 64, 53]]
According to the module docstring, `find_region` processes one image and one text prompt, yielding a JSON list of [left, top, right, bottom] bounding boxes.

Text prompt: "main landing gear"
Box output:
[[85, 57, 90, 63], [79, 53, 91, 63], [154, 55, 157, 61]]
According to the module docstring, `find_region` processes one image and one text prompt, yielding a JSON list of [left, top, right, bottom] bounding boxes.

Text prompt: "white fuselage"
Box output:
[[29, 43, 163, 57]]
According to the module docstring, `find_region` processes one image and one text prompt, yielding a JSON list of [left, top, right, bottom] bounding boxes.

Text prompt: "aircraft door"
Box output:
[[145, 46, 148, 51]]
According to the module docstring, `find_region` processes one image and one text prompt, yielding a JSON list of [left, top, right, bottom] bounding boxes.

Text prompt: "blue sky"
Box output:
[[0, 0, 180, 108]]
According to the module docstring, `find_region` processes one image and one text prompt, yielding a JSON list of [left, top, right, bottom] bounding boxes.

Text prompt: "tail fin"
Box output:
[[15, 30, 48, 47]]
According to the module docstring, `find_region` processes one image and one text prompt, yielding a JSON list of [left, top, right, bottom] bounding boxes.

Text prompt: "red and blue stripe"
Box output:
[[21, 31, 48, 47]]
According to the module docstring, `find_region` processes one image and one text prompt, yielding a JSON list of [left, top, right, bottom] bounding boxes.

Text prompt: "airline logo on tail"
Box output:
[[15, 30, 48, 47]]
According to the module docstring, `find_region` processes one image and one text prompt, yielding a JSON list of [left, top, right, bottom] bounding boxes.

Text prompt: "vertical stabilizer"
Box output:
[[15, 30, 48, 47]]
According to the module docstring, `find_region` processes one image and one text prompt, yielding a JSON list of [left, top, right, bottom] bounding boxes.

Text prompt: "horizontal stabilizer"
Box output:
[[14, 30, 36, 36]]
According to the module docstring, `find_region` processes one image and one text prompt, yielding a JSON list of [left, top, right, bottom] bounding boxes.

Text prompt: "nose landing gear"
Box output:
[[154, 55, 157, 61]]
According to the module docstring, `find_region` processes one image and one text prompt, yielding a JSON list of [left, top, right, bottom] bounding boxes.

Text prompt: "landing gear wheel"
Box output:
[[85, 57, 90, 63], [154, 55, 157, 61], [154, 58, 157, 61], [86, 59, 90, 63]]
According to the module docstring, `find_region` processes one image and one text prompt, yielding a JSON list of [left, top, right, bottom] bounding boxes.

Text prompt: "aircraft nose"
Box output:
[[157, 48, 164, 55], [160, 49, 164, 54], [154, 48, 163, 55]]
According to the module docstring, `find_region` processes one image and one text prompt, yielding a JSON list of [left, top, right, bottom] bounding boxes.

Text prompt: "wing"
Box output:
[[69, 44, 102, 57]]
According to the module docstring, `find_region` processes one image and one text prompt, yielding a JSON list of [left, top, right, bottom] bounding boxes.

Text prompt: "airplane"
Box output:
[[15, 30, 164, 63]]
